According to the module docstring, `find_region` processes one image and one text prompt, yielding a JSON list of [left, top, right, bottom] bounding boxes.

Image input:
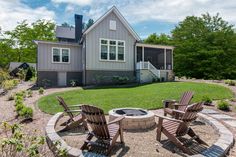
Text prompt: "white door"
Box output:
[[58, 72, 67, 86]]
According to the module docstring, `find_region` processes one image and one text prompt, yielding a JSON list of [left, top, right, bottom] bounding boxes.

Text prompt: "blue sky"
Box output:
[[1, 0, 236, 39]]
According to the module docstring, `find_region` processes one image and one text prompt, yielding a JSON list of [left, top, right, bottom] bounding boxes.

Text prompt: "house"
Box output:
[[34, 6, 174, 87], [9, 62, 36, 77]]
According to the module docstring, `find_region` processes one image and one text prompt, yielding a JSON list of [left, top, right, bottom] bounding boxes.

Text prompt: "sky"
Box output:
[[1, 0, 236, 39]]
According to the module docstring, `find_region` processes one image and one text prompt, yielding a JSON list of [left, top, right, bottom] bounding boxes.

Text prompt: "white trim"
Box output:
[[136, 43, 175, 50], [84, 6, 140, 41], [99, 38, 125, 62], [52, 47, 70, 64]]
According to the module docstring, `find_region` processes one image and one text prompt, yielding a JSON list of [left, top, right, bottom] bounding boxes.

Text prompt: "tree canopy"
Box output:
[[0, 20, 56, 68], [144, 13, 236, 79]]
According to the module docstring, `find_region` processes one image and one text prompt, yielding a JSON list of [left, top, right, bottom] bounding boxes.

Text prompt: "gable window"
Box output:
[[109, 20, 116, 30], [100, 38, 125, 62], [52, 47, 70, 63]]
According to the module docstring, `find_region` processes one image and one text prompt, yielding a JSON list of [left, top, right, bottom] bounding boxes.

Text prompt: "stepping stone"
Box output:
[[223, 120, 236, 127], [201, 109, 219, 114], [210, 114, 236, 120]]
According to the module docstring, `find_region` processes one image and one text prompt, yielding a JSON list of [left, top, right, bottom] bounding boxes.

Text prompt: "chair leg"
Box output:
[[81, 133, 94, 150], [187, 128, 208, 146], [119, 128, 124, 143], [162, 129, 193, 155]]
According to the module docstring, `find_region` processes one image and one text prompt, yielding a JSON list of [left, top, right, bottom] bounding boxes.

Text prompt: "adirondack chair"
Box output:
[[56, 96, 88, 131], [80, 105, 125, 155], [156, 102, 207, 155], [163, 91, 194, 117]]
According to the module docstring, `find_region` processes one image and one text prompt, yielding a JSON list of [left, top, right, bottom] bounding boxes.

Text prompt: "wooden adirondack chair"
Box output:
[[56, 96, 88, 131], [163, 91, 194, 117], [156, 102, 207, 155], [80, 105, 125, 155]]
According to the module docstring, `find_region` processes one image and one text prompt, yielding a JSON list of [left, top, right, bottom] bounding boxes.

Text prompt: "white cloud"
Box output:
[[0, 0, 55, 32], [73, 0, 236, 26], [52, 0, 92, 6]]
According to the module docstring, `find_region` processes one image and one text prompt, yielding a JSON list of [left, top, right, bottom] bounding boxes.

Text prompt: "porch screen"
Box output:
[[144, 47, 164, 69]]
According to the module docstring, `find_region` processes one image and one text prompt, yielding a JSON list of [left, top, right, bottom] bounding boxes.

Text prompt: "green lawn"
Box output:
[[38, 82, 233, 114]]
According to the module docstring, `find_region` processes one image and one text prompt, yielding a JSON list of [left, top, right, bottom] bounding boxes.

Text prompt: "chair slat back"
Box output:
[[178, 91, 194, 111], [81, 105, 110, 140], [56, 96, 74, 120], [176, 102, 203, 136]]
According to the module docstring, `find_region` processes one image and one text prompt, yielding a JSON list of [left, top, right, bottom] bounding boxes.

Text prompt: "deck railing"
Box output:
[[136, 61, 160, 78]]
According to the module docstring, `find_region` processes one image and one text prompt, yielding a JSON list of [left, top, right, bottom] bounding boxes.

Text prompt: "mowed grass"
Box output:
[[38, 82, 233, 114]]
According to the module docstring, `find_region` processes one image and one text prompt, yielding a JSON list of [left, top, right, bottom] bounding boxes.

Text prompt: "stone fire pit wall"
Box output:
[[108, 108, 155, 130]]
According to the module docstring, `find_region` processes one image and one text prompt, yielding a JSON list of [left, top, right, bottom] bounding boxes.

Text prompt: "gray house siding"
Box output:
[[37, 43, 82, 72], [37, 42, 83, 86], [85, 11, 136, 84]]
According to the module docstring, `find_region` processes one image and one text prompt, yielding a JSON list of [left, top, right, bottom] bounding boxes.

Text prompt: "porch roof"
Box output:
[[136, 43, 174, 50]]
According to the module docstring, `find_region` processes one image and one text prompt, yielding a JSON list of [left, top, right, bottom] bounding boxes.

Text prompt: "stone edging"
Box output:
[[191, 113, 234, 157], [46, 112, 234, 157], [45, 112, 82, 157]]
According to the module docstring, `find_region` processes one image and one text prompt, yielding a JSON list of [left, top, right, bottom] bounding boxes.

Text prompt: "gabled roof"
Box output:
[[56, 26, 75, 39], [83, 6, 141, 41]]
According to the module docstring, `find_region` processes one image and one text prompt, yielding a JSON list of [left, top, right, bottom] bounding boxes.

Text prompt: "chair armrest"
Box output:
[[108, 116, 125, 125], [172, 109, 185, 114], [68, 105, 81, 108], [163, 100, 179, 108], [65, 110, 81, 113], [155, 114, 182, 123], [172, 103, 188, 106]]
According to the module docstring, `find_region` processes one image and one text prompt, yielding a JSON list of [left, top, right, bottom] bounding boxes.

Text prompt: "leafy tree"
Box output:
[[144, 33, 172, 45], [172, 13, 236, 79], [0, 20, 56, 68], [86, 19, 94, 29], [61, 22, 73, 27]]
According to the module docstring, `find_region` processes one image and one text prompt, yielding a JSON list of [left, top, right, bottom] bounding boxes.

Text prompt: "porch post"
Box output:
[[164, 48, 166, 70], [142, 46, 144, 62]]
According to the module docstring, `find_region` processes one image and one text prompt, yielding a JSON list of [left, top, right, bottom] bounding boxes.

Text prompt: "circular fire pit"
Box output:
[[109, 108, 155, 130]]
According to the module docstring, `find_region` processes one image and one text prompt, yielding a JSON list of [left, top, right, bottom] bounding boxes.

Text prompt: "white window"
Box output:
[[109, 20, 116, 30], [52, 47, 70, 63], [100, 38, 125, 61]]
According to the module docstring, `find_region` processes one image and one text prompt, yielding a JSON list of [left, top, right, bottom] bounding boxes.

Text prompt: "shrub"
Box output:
[[228, 80, 235, 86], [112, 76, 129, 85], [224, 79, 231, 84], [0, 122, 48, 157], [202, 96, 212, 104], [1, 80, 16, 90], [27, 90, 33, 97], [38, 87, 44, 95], [70, 80, 78, 87], [16, 91, 26, 98], [16, 103, 24, 112], [0, 69, 10, 85], [12, 79, 19, 86], [19, 106, 33, 119], [217, 101, 230, 111], [7, 93, 15, 101], [41, 79, 51, 88], [17, 68, 27, 80], [152, 77, 160, 82]]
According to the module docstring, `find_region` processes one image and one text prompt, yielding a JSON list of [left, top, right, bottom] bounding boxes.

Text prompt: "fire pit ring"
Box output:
[[109, 108, 155, 130]]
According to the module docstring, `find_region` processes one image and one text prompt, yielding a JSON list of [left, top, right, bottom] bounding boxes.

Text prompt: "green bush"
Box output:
[[70, 80, 78, 87], [224, 79, 231, 84], [27, 90, 33, 97], [112, 76, 129, 85], [41, 79, 51, 88], [152, 77, 160, 82], [217, 101, 230, 111], [1, 80, 16, 90], [0, 69, 10, 85], [228, 80, 235, 86], [16, 103, 24, 112], [202, 96, 212, 104], [38, 87, 44, 95], [19, 106, 33, 118]]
